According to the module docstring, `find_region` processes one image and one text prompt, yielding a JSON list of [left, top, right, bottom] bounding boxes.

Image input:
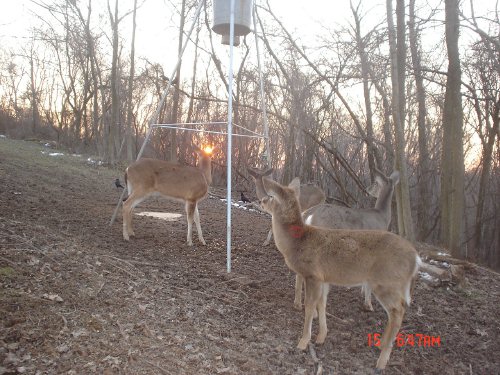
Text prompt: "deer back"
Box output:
[[126, 158, 209, 202], [303, 170, 399, 230]]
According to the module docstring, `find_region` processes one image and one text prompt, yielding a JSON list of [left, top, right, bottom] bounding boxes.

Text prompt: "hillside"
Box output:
[[1, 137, 499, 374]]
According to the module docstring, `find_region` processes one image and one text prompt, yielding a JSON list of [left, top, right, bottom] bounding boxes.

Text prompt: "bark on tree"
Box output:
[[387, 0, 415, 242], [107, 0, 120, 165], [351, 2, 382, 178], [125, 0, 138, 162], [409, 0, 431, 241], [440, 0, 465, 258], [170, 0, 187, 163]]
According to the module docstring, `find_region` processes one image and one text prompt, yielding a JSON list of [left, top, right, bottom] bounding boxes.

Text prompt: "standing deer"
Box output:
[[295, 169, 400, 311], [122, 146, 214, 246], [259, 177, 420, 372], [247, 167, 326, 246]]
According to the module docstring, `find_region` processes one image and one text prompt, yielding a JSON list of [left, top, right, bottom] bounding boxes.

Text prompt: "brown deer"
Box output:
[[296, 169, 400, 312], [122, 146, 214, 246], [247, 167, 326, 246], [259, 177, 420, 372]]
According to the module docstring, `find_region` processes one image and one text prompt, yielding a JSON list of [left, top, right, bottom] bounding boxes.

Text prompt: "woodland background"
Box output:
[[0, 0, 498, 269]]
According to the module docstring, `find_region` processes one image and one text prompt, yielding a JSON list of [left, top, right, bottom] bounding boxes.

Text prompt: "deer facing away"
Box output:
[[296, 169, 400, 312], [247, 167, 326, 246], [259, 177, 420, 372], [122, 146, 213, 246]]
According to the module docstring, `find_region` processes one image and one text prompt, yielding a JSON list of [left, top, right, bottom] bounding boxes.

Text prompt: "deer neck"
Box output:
[[199, 158, 212, 186], [271, 210, 306, 255], [374, 186, 394, 226]]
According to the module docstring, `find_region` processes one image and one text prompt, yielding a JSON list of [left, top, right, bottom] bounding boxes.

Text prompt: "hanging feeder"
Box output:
[[221, 34, 241, 46], [212, 0, 253, 36]]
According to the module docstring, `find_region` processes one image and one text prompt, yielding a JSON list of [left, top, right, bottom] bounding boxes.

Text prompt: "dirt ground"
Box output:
[[1, 138, 499, 375]]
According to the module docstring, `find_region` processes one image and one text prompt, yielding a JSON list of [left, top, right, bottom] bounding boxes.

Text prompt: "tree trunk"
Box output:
[[351, 3, 382, 178], [440, 0, 465, 258], [126, 0, 138, 162], [474, 99, 499, 257], [107, 0, 120, 165], [409, 0, 431, 241], [170, 0, 187, 163], [387, 0, 415, 242]]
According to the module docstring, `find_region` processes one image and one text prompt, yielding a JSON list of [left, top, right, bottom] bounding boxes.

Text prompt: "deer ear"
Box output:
[[262, 177, 285, 198], [367, 182, 380, 198], [288, 177, 301, 198], [390, 171, 400, 185]]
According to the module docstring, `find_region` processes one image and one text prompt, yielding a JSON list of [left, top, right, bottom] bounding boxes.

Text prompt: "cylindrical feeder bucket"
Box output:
[[221, 34, 241, 46], [212, 0, 253, 37]]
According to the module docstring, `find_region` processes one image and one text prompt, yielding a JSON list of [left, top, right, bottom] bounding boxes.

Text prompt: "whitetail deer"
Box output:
[[122, 146, 214, 246], [259, 177, 420, 372], [295, 169, 400, 312], [247, 167, 326, 245]]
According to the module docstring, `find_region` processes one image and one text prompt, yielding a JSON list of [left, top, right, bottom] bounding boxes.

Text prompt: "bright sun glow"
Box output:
[[203, 146, 214, 155]]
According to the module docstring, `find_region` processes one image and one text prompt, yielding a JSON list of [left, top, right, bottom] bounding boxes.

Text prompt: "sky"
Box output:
[[0, 0, 380, 68], [0, 0, 493, 74]]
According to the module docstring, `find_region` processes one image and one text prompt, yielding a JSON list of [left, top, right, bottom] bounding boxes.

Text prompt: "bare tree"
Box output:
[[386, 0, 415, 241], [440, 0, 465, 258], [409, 0, 432, 241], [125, 0, 138, 162]]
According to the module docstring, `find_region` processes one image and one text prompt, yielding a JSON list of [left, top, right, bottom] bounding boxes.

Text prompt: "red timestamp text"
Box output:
[[367, 333, 441, 348]]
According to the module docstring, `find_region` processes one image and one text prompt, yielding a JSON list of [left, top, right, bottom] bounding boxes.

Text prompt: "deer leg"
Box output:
[[294, 274, 318, 317], [362, 284, 374, 311], [122, 194, 138, 240], [298, 278, 322, 350], [372, 287, 406, 371], [193, 204, 206, 245], [263, 228, 273, 246], [294, 274, 304, 310], [185, 201, 196, 246], [315, 283, 330, 344]]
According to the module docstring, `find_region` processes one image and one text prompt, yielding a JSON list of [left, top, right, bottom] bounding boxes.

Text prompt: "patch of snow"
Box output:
[[136, 212, 182, 221], [49, 152, 64, 157], [87, 157, 103, 166], [418, 271, 438, 282]]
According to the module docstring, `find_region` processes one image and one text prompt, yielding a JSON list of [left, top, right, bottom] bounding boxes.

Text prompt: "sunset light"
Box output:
[[203, 145, 214, 155]]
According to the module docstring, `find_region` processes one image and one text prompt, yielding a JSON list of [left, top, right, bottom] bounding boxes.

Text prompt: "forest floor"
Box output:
[[0, 137, 499, 375]]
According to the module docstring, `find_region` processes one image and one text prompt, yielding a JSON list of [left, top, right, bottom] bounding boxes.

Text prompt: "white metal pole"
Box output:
[[226, 0, 236, 273], [252, 1, 270, 166]]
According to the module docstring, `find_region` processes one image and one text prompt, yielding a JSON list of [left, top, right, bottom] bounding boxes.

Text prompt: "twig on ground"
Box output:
[[0, 256, 18, 267], [308, 343, 325, 375], [325, 312, 351, 325], [141, 359, 170, 374]]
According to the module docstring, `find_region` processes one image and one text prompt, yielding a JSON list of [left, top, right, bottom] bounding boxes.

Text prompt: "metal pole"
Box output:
[[252, 1, 271, 166], [226, 0, 236, 273]]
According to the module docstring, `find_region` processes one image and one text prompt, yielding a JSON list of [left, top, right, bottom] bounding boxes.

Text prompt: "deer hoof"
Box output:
[[363, 303, 374, 312], [315, 333, 326, 345], [297, 338, 309, 351]]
